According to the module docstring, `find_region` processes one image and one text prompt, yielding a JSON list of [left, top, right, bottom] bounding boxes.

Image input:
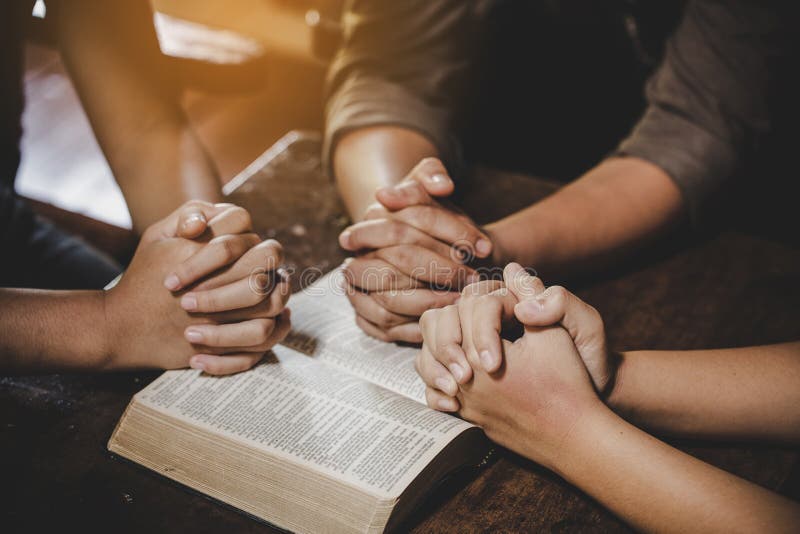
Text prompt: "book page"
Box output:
[[282, 268, 428, 402], [135, 345, 474, 499]]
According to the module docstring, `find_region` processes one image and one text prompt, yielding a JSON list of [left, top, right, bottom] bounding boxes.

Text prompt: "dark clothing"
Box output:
[[1, 0, 29, 188], [325, 0, 799, 223], [1, 1, 122, 290], [0, 185, 121, 289]]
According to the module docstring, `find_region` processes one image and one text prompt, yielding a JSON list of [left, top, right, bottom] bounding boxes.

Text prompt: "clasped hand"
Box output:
[[415, 263, 616, 467], [339, 158, 494, 343], [104, 201, 291, 375]]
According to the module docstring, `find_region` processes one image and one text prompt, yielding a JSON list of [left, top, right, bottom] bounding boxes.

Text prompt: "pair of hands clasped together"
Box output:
[[104, 201, 291, 375]]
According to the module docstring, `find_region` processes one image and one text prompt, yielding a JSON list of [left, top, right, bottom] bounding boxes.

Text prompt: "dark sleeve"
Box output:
[[1, 185, 121, 290], [323, 0, 482, 175], [616, 0, 795, 223]]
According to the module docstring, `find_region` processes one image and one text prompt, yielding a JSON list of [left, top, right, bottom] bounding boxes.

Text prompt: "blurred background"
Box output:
[[17, 0, 343, 228]]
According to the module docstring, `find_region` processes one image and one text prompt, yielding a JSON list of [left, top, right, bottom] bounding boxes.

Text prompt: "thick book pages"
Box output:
[[109, 269, 486, 533]]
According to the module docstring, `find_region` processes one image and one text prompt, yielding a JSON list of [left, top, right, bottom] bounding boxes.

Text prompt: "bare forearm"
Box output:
[[0, 289, 110, 373], [57, 0, 221, 233], [608, 342, 800, 442], [551, 406, 800, 533], [485, 157, 684, 278], [333, 126, 438, 220], [110, 125, 221, 232]]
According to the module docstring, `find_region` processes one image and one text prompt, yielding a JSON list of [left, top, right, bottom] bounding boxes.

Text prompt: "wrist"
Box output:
[[483, 213, 556, 274], [605, 351, 632, 416], [518, 395, 610, 473], [98, 288, 122, 371], [483, 221, 514, 266], [598, 350, 623, 401], [540, 401, 622, 478]]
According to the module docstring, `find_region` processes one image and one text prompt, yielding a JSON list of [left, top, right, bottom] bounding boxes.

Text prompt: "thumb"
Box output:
[[514, 284, 610, 392], [513, 285, 601, 336], [144, 201, 230, 244], [376, 158, 454, 211], [503, 262, 546, 303]]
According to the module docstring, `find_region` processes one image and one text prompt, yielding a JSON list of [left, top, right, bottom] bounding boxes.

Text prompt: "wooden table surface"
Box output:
[[2, 137, 798, 532]]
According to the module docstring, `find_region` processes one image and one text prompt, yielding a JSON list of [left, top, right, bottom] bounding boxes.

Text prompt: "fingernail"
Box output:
[[189, 357, 205, 371], [185, 329, 203, 343], [437, 398, 457, 411], [164, 274, 181, 291], [429, 173, 450, 185], [480, 350, 495, 371], [449, 363, 465, 383], [183, 213, 206, 228], [181, 294, 198, 311], [476, 238, 492, 256], [339, 230, 351, 248], [435, 377, 456, 395], [530, 296, 547, 310]]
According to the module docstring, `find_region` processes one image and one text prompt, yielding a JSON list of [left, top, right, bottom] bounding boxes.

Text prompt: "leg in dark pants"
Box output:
[[1, 184, 121, 290]]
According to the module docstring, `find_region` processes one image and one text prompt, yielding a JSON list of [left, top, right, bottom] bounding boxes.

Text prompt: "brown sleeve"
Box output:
[[323, 0, 482, 176], [616, 0, 794, 224]]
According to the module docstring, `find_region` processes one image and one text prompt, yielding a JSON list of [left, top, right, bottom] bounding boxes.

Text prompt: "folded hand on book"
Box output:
[[104, 201, 291, 375], [415, 263, 617, 463], [338, 157, 494, 343]]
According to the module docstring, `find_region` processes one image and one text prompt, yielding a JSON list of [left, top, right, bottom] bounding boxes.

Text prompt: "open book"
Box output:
[[109, 269, 488, 533]]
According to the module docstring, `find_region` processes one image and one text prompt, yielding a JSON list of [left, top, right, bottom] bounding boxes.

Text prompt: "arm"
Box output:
[[0, 288, 111, 371], [416, 268, 800, 533], [0, 202, 291, 375], [554, 403, 800, 534], [486, 156, 685, 278], [325, 0, 477, 219], [489, 0, 793, 277], [457, 273, 800, 443], [609, 342, 800, 443], [56, 0, 221, 233], [511, 283, 800, 443], [334, 126, 438, 220]]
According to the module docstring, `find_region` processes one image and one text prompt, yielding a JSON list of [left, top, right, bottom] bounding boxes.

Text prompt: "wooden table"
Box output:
[[2, 137, 798, 532]]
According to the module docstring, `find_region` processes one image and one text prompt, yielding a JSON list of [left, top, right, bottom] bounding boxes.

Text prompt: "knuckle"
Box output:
[[587, 305, 605, 332], [460, 284, 479, 299], [196, 292, 215, 312], [214, 235, 241, 263], [417, 207, 436, 229], [388, 221, 407, 243], [257, 319, 275, 342], [419, 309, 436, 328], [549, 285, 568, 306], [370, 290, 390, 309], [387, 245, 412, 268], [374, 306, 395, 328], [204, 328, 220, 347], [444, 344, 465, 365]]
